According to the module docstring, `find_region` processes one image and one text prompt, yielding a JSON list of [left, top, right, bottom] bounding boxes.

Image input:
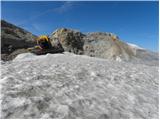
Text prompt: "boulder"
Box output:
[[50, 28, 85, 54]]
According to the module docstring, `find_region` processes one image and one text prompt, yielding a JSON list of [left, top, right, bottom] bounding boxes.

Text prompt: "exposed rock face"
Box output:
[[50, 28, 134, 60], [50, 29, 138, 61], [83, 32, 135, 61], [50, 28, 158, 65], [1, 20, 37, 54], [50, 28, 85, 54]]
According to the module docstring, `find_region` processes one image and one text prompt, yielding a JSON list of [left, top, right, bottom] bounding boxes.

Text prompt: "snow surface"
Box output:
[[0, 52, 158, 118], [127, 43, 144, 50]]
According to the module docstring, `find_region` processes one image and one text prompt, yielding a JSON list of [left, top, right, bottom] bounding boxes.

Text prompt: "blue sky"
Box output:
[[1, 1, 159, 51]]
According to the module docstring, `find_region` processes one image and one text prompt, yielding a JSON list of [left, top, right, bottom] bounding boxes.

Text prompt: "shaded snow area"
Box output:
[[1, 52, 159, 118]]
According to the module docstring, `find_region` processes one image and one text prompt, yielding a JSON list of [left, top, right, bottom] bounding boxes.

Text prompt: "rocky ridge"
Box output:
[[1, 20, 158, 66], [1, 20, 37, 60]]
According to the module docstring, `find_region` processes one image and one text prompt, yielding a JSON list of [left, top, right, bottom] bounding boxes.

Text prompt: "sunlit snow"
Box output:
[[0, 52, 158, 118]]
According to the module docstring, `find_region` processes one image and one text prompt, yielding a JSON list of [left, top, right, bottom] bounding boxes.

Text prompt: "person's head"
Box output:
[[111, 35, 117, 41], [37, 35, 49, 42], [36, 35, 51, 49]]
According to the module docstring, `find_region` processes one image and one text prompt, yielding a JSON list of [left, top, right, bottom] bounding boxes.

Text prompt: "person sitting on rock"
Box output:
[[28, 35, 52, 51], [28, 35, 64, 55], [36, 35, 52, 49]]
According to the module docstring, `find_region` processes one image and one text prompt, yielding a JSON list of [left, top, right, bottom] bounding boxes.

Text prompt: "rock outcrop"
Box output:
[[50, 29, 138, 61], [50, 28, 85, 54], [83, 32, 135, 61], [50, 28, 158, 65], [1, 20, 37, 60]]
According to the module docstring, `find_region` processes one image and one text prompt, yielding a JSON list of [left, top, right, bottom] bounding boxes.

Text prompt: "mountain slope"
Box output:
[[1, 20, 37, 54], [1, 21, 158, 66], [83, 32, 135, 60], [1, 52, 158, 119], [50, 28, 158, 65]]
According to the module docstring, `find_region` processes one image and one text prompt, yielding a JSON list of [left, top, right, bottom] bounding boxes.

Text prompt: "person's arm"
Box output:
[[34, 45, 42, 49]]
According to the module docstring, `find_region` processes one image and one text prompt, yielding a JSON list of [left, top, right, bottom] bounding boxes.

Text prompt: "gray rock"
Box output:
[[50, 28, 85, 54], [83, 33, 135, 60], [1, 20, 37, 54], [50, 28, 158, 65]]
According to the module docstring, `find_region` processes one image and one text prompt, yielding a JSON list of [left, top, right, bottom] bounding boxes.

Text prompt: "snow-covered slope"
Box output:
[[127, 43, 144, 50], [1, 52, 158, 118]]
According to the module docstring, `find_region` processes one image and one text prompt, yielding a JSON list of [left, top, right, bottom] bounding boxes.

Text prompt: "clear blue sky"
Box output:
[[1, 1, 159, 52]]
